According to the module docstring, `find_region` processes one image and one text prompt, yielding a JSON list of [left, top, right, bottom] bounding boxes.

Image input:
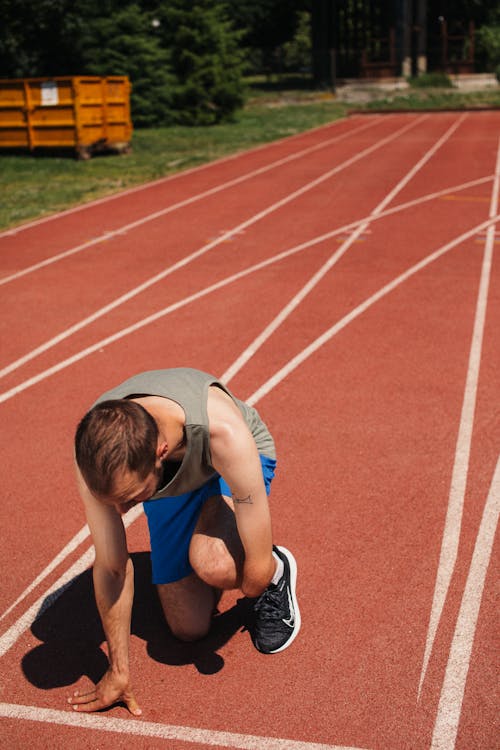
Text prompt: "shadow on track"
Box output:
[[21, 551, 255, 690]]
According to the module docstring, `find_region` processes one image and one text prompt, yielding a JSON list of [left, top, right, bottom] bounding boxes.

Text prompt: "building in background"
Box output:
[[312, 1, 481, 87]]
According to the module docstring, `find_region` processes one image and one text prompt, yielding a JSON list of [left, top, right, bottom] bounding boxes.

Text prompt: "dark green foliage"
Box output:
[[225, 0, 309, 74], [282, 10, 312, 72], [0, 0, 246, 127], [0, 0, 83, 76], [157, 0, 246, 125], [77, 4, 175, 126], [475, 9, 500, 80], [225, 0, 307, 51], [408, 72, 453, 88]]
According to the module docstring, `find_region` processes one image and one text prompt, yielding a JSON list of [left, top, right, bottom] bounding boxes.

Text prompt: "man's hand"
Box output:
[[67, 668, 142, 716]]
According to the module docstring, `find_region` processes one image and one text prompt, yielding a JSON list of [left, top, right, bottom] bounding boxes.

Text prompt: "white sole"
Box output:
[[269, 545, 301, 653]]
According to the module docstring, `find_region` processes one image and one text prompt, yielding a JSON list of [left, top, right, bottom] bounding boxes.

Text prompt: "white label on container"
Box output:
[[40, 81, 59, 106]]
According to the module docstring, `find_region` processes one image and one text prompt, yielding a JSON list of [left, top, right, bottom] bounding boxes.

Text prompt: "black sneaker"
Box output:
[[251, 545, 300, 654]]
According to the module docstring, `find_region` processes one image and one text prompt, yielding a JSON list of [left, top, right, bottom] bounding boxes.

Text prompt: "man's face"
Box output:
[[101, 458, 164, 515]]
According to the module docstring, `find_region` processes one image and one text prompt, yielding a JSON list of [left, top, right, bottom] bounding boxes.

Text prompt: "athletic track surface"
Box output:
[[0, 111, 498, 750]]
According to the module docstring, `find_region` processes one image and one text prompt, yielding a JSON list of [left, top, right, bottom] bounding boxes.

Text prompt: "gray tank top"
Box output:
[[95, 368, 276, 498]]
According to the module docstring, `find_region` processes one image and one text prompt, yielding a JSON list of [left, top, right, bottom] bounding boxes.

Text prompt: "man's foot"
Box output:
[[251, 545, 300, 654]]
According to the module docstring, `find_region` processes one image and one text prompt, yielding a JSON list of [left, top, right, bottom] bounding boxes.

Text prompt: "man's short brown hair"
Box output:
[[75, 399, 158, 496]]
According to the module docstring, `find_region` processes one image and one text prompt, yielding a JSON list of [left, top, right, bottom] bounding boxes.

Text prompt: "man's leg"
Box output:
[[157, 573, 218, 642], [156, 493, 243, 642], [189, 492, 302, 655], [151, 458, 300, 652], [189, 493, 245, 589]]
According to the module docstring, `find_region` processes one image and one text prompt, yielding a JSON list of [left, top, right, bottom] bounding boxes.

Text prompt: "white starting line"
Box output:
[[0, 702, 369, 750]]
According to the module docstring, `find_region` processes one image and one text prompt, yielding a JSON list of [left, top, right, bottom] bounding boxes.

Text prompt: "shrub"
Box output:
[[409, 72, 453, 88], [79, 4, 176, 127], [158, 0, 246, 126], [476, 24, 500, 81]]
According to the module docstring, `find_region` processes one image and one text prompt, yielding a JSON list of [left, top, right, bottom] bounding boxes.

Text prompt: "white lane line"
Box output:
[[418, 136, 500, 698], [0, 703, 369, 750], [222, 114, 466, 383], [221, 228, 362, 385], [0, 115, 362, 239], [0, 116, 423, 380], [1, 214, 498, 656], [0, 548, 96, 657], [430, 456, 500, 750], [245, 213, 500, 407], [0, 506, 142, 656], [0, 175, 493, 406], [0, 178, 493, 634], [0, 118, 380, 286], [0, 525, 90, 623]]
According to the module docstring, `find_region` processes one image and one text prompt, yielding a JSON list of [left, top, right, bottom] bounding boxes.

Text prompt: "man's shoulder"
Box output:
[[207, 385, 246, 431]]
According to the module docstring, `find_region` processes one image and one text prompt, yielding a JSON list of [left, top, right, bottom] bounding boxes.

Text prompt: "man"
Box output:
[[69, 368, 300, 715]]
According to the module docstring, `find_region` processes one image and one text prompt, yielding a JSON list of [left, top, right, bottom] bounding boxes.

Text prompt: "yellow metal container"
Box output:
[[0, 76, 132, 158]]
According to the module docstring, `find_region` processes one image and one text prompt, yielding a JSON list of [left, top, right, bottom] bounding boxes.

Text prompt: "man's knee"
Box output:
[[189, 536, 238, 589], [156, 574, 216, 642], [169, 619, 211, 642]]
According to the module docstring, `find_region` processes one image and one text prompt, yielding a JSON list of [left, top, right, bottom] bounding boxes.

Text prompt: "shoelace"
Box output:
[[254, 584, 286, 621]]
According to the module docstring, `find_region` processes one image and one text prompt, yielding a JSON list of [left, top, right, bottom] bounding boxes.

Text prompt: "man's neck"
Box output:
[[132, 395, 185, 460]]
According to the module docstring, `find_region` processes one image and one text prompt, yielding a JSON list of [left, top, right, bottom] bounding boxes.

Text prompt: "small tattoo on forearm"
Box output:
[[232, 494, 253, 504]]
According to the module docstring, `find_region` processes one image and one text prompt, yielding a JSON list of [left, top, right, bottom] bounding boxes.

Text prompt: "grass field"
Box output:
[[0, 99, 348, 231], [363, 86, 500, 111], [1, 80, 499, 232]]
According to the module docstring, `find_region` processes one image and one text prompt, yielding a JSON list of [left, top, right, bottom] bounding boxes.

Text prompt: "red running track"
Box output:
[[0, 111, 498, 750]]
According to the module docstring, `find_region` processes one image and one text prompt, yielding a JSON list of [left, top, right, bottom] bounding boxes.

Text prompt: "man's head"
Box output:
[[75, 399, 161, 503]]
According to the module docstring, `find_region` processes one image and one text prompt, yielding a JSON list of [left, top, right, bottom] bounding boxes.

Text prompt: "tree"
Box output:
[[476, 8, 500, 80], [156, 0, 246, 125], [0, 0, 83, 76], [78, 3, 175, 127], [0, 0, 246, 127], [225, 0, 308, 52], [224, 0, 309, 74], [282, 10, 312, 72]]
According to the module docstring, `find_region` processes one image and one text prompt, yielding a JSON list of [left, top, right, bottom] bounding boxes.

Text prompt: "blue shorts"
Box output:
[[143, 454, 277, 584]]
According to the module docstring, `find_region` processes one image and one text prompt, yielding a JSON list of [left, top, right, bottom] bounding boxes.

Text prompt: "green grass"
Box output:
[[407, 72, 453, 88], [0, 99, 347, 231], [1, 80, 499, 231], [362, 86, 500, 111]]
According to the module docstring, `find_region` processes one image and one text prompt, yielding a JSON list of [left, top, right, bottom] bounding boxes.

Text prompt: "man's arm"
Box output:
[[207, 389, 275, 598], [68, 466, 141, 715]]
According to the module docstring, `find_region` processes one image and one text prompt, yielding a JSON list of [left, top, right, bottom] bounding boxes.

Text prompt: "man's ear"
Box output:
[[157, 441, 169, 460]]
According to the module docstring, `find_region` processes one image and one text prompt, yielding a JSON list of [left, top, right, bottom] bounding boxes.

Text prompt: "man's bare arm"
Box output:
[[207, 390, 275, 597], [68, 467, 141, 715]]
